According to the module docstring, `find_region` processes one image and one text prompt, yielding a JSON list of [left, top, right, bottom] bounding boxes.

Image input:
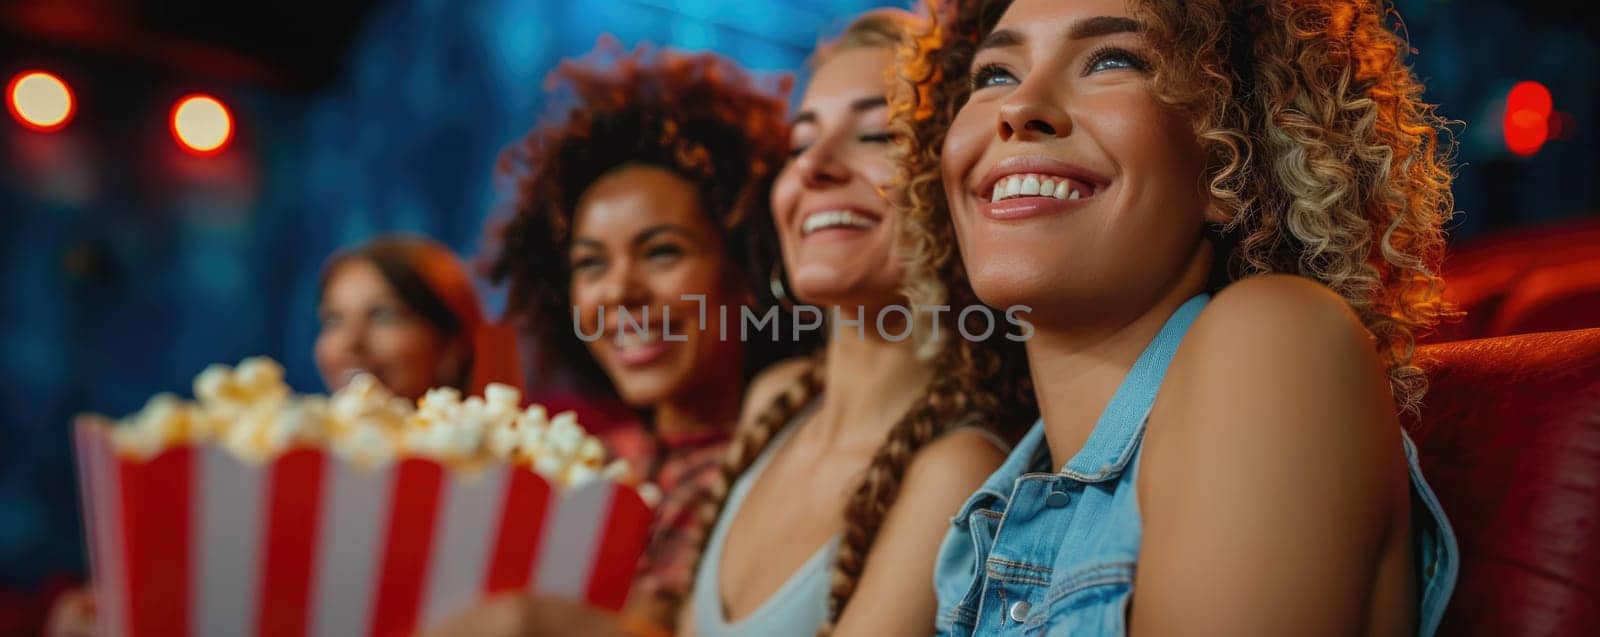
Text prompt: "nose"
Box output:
[[997, 80, 1071, 142], [793, 134, 852, 190], [319, 318, 369, 368], [592, 259, 651, 311]]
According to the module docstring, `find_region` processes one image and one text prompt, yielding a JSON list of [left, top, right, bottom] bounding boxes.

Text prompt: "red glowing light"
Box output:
[[170, 94, 233, 155], [1504, 81, 1553, 157], [7, 70, 75, 132], [1507, 81, 1553, 118]]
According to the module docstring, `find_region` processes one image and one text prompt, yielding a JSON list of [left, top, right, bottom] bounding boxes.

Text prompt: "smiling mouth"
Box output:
[[985, 173, 1098, 203], [607, 326, 676, 367], [799, 209, 879, 237]]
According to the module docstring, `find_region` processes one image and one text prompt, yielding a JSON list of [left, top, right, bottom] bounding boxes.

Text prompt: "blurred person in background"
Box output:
[[47, 233, 490, 636], [314, 235, 487, 400], [479, 41, 805, 631]]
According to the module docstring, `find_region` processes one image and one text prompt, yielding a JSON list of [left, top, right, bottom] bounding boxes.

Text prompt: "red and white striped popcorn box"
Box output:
[[72, 416, 653, 637]]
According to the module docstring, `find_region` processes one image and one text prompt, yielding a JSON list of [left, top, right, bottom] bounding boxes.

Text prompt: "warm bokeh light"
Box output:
[[1507, 81, 1553, 118], [7, 70, 75, 132], [1504, 81, 1553, 157], [170, 94, 233, 155]]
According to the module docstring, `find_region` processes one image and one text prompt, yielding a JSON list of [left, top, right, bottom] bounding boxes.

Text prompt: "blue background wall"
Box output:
[[2, 0, 1597, 586]]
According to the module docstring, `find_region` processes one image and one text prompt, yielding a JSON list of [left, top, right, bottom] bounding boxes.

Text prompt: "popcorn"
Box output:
[[102, 357, 635, 489]]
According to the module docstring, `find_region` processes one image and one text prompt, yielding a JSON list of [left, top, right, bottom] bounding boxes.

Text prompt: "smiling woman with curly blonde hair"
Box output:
[[894, 0, 1459, 635]]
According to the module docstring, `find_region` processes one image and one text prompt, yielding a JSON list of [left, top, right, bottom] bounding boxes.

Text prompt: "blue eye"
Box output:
[[970, 63, 1018, 90], [1085, 47, 1149, 74]]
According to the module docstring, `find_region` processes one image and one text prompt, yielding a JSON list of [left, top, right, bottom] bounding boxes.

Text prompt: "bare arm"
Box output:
[[1132, 276, 1410, 636], [831, 429, 1007, 636]]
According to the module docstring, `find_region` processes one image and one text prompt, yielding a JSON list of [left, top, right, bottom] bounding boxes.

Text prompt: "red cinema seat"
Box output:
[[1411, 328, 1600, 635], [1488, 265, 1600, 336], [468, 321, 526, 395], [1433, 216, 1600, 343]]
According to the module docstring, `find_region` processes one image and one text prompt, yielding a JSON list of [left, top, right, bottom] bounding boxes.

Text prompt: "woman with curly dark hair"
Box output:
[[449, 42, 805, 634], [895, 0, 1459, 634]]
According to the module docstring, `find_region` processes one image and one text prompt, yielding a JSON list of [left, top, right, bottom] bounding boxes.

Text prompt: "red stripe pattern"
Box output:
[[256, 449, 328, 637], [74, 426, 655, 637], [367, 459, 445, 637], [482, 468, 553, 595], [120, 447, 195, 637], [584, 484, 654, 611]]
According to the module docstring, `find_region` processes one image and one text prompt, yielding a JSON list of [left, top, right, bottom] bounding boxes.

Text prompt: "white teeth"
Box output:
[[801, 210, 877, 236], [990, 173, 1091, 202], [615, 328, 658, 348], [1020, 176, 1040, 196], [1003, 176, 1022, 198]]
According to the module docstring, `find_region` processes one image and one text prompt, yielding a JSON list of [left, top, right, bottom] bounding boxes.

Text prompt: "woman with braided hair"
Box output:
[[678, 9, 1032, 637], [898, 0, 1460, 634]]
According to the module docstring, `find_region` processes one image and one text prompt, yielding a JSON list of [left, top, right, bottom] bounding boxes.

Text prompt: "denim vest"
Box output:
[[932, 295, 1459, 636]]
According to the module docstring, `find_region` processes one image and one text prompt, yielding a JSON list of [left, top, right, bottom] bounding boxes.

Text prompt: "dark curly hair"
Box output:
[[489, 41, 807, 394], [894, 0, 1458, 415]]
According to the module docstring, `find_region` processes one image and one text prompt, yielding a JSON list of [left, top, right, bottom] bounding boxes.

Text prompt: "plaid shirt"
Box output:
[[603, 426, 731, 607]]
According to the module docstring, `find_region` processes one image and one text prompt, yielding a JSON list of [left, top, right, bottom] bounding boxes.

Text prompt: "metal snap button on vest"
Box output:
[[1009, 600, 1032, 622], [1045, 491, 1071, 507]]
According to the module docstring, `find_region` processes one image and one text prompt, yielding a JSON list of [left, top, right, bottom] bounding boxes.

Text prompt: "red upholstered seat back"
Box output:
[[1433, 217, 1600, 343], [1411, 328, 1600, 635], [1490, 266, 1600, 337]]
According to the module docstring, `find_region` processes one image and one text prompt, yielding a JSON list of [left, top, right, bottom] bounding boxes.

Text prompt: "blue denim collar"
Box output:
[[1059, 294, 1209, 481], [952, 294, 1211, 524]]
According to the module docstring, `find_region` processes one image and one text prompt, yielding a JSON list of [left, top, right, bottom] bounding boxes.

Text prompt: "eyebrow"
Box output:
[[570, 224, 697, 252], [791, 96, 889, 126], [978, 16, 1144, 52], [633, 224, 696, 247]]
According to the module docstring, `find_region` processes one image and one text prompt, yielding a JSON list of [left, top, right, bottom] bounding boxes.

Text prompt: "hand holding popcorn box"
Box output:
[[74, 358, 653, 637]]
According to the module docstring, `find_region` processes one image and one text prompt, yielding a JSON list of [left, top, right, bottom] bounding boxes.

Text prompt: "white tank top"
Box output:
[[691, 405, 837, 637]]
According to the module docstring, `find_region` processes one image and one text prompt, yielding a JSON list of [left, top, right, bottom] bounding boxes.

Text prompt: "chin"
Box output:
[[963, 252, 1064, 310], [613, 382, 669, 409], [610, 368, 689, 409], [791, 270, 900, 309]]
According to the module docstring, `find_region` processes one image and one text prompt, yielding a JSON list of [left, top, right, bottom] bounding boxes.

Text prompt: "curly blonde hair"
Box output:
[[893, 0, 1458, 414]]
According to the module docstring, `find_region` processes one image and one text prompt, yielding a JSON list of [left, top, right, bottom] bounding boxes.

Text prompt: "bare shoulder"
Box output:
[[1177, 274, 1385, 397], [1192, 273, 1373, 351], [1152, 273, 1402, 475], [902, 425, 1009, 506], [1132, 276, 1411, 633], [737, 357, 816, 426]]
